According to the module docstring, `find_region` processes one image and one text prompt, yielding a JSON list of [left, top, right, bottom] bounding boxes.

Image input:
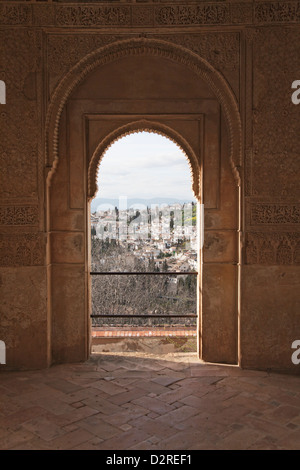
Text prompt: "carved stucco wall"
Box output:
[[0, 0, 299, 371]]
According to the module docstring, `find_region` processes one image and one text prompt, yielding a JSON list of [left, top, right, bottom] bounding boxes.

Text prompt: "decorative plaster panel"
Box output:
[[0, 2, 299, 27], [245, 232, 300, 265], [0, 233, 45, 267]]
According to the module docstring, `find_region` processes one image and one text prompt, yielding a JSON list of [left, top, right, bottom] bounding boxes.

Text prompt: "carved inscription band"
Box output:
[[0, 2, 299, 27]]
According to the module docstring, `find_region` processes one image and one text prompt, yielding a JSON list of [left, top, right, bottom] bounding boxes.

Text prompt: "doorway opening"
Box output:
[[89, 131, 200, 355], [46, 37, 241, 368]]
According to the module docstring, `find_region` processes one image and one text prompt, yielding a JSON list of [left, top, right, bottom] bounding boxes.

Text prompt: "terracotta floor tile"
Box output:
[[72, 437, 104, 450], [45, 378, 83, 394], [216, 428, 266, 450], [77, 414, 120, 439], [133, 379, 169, 395], [157, 404, 199, 425], [0, 353, 299, 450], [109, 387, 147, 405], [59, 387, 106, 404], [22, 416, 66, 441], [132, 396, 175, 415], [151, 376, 183, 387], [0, 405, 50, 432], [50, 405, 100, 427], [42, 428, 96, 450], [89, 380, 128, 396], [96, 428, 152, 450], [156, 386, 195, 404], [128, 415, 177, 438], [102, 404, 148, 426], [82, 396, 122, 415], [179, 393, 213, 408], [247, 436, 282, 450], [240, 415, 290, 440], [276, 429, 300, 450], [0, 429, 36, 450], [159, 428, 209, 450], [263, 405, 300, 425]]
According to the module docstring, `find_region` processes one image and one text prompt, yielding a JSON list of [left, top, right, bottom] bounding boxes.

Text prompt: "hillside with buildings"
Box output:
[[91, 202, 198, 328]]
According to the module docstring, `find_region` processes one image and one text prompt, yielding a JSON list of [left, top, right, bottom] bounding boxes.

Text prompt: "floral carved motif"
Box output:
[[55, 6, 131, 26], [231, 4, 253, 24], [159, 33, 240, 101], [155, 5, 230, 25], [0, 29, 42, 200], [0, 234, 45, 267], [245, 232, 300, 265], [254, 2, 300, 23], [0, 206, 39, 226], [47, 31, 240, 100], [47, 34, 122, 92], [250, 204, 300, 225], [0, 5, 31, 25], [252, 27, 300, 198], [132, 6, 153, 26]]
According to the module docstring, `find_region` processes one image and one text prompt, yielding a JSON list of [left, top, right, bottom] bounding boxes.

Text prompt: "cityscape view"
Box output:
[[90, 133, 198, 332]]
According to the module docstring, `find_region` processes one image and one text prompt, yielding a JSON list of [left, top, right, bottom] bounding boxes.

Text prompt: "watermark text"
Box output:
[[91, 198, 204, 248], [0, 341, 6, 364], [291, 80, 300, 105], [291, 340, 300, 365], [0, 80, 6, 105]]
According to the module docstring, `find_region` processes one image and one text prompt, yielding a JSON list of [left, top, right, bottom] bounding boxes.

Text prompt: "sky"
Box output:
[[95, 131, 196, 202]]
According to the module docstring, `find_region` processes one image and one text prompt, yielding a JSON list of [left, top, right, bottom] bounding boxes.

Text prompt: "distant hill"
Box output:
[[91, 197, 196, 213]]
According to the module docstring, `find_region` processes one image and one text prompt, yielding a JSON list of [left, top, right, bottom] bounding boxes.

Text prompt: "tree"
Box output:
[[163, 259, 168, 272], [91, 226, 96, 239]]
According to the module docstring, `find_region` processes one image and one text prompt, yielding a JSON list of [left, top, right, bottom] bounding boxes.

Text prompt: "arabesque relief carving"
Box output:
[[254, 2, 300, 23], [0, 206, 39, 226], [250, 204, 300, 225], [154, 4, 230, 25], [251, 27, 300, 199], [245, 232, 300, 265], [47, 31, 240, 102], [0, 29, 42, 200], [158, 32, 240, 101], [47, 34, 122, 92], [0, 233, 45, 267], [0, 4, 31, 26], [55, 5, 131, 27], [1, 2, 300, 27]]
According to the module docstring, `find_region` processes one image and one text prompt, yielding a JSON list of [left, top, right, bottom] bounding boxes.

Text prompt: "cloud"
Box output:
[[96, 132, 194, 200]]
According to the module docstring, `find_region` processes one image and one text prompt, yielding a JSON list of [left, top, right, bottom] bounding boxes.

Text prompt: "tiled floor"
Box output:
[[0, 353, 299, 450]]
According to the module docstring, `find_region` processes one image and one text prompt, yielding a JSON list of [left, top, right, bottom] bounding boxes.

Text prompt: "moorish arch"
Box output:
[[88, 120, 201, 200], [46, 37, 242, 185], [46, 37, 242, 366]]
